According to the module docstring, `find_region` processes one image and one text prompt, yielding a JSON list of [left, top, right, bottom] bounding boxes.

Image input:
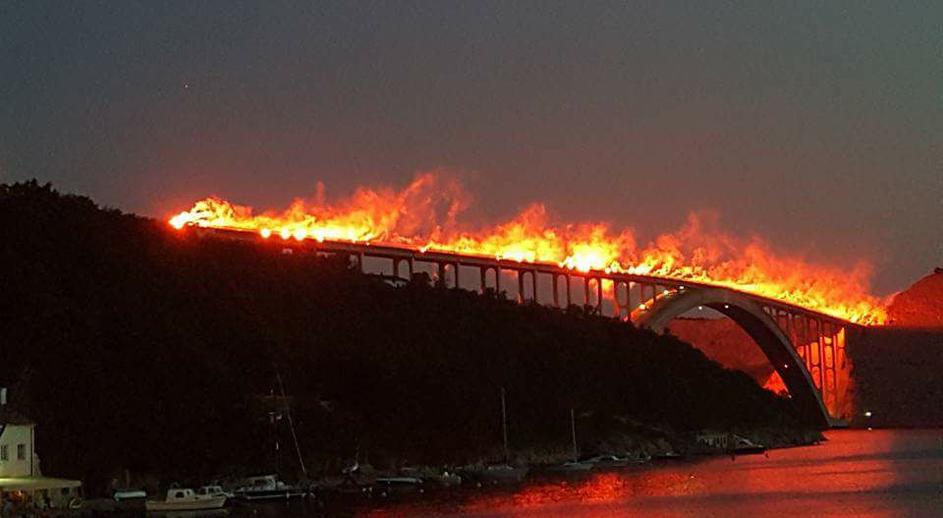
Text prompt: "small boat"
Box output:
[[654, 451, 684, 460], [196, 485, 234, 500], [480, 464, 530, 482], [112, 489, 147, 511], [113, 489, 147, 501], [373, 477, 424, 497], [463, 388, 531, 485], [233, 475, 309, 501], [145, 488, 227, 512], [546, 408, 593, 473], [424, 470, 462, 488], [582, 454, 631, 469], [547, 460, 594, 473], [730, 435, 766, 455]]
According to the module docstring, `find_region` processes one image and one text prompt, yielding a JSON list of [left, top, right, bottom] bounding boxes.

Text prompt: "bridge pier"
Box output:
[[531, 270, 538, 304], [517, 270, 525, 303], [552, 275, 560, 307]]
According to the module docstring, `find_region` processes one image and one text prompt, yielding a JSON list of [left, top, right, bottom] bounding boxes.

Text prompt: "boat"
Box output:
[[145, 488, 227, 512], [233, 474, 309, 501], [730, 435, 767, 455], [654, 451, 684, 460], [480, 388, 530, 483], [113, 489, 147, 501], [582, 454, 632, 469], [547, 460, 594, 473], [196, 485, 234, 500], [111, 489, 147, 511], [547, 409, 594, 473], [423, 470, 462, 488], [233, 372, 314, 502], [475, 464, 530, 483], [373, 476, 424, 497]]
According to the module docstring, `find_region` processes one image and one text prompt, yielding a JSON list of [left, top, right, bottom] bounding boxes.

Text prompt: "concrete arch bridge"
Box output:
[[197, 227, 859, 427]]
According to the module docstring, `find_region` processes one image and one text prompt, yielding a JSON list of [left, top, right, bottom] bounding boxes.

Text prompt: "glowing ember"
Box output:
[[167, 172, 888, 324]]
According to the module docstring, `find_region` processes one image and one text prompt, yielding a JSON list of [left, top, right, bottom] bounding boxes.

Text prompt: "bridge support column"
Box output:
[[354, 252, 364, 273], [517, 270, 525, 303], [565, 275, 572, 306], [532, 270, 538, 304], [552, 275, 560, 307], [595, 278, 603, 315], [437, 262, 446, 288]]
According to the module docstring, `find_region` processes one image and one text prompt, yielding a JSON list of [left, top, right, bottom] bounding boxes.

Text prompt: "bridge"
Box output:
[[192, 226, 858, 427]]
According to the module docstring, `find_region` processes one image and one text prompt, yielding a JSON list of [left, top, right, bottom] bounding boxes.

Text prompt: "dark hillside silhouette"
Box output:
[[0, 181, 807, 491]]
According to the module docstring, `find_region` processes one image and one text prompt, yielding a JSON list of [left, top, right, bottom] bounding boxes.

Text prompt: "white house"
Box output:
[[0, 387, 82, 509], [0, 407, 38, 478]]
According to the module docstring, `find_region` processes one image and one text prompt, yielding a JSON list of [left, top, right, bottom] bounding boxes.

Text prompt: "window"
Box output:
[[17, 444, 25, 460], [0, 444, 7, 461]]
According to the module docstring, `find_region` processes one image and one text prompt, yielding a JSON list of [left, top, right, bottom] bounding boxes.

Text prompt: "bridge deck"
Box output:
[[188, 226, 856, 328]]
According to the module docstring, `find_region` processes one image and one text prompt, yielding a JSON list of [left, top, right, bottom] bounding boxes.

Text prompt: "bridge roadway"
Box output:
[[191, 226, 860, 427]]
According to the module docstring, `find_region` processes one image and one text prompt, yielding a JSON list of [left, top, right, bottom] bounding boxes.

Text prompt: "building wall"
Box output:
[[0, 424, 35, 477]]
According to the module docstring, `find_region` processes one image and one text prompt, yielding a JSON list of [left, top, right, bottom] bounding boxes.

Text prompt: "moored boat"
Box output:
[[477, 464, 530, 483], [197, 485, 234, 500], [582, 454, 631, 469], [423, 470, 462, 488], [145, 488, 227, 512], [233, 474, 309, 501], [373, 476, 424, 498], [546, 460, 594, 473], [730, 435, 766, 455], [545, 408, 593, 473]]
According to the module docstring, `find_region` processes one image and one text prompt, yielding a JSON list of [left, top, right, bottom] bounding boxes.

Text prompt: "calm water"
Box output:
[[239, 430, 943, 517]]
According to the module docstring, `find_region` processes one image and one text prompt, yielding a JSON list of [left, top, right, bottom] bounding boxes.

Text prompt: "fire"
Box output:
[[167, 172, 888, 324]]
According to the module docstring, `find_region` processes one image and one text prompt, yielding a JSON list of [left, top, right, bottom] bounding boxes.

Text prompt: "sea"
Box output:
[[224, 429, 943, 517]]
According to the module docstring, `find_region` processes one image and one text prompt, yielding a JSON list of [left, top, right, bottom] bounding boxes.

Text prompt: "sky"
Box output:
[[1, 1, 940, 295]]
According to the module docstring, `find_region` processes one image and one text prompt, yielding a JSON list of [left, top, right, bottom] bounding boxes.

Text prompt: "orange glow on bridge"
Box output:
[[168, 172, 887, 325]]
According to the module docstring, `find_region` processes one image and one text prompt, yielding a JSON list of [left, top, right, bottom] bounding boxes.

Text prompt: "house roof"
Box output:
[[0, 407, 34, 425]]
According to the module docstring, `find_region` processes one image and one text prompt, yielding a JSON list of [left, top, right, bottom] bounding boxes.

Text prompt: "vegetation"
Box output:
[[0, 181, 807, 491]]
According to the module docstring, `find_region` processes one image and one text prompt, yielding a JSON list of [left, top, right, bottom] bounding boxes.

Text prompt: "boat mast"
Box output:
[[570, 408, 578, 462], [276, 369, 309, 478], [501, 387, 509, 465], [269, 386, 280, 474]]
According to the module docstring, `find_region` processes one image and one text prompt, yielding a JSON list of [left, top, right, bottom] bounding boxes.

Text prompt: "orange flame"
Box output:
[[167, 172, 887, 324]]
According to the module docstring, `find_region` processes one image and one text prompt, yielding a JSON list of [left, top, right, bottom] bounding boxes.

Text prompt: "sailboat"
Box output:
[[465, 388, 529, 483], [234, 371, 313, 502], [548, 408, 593, 472]]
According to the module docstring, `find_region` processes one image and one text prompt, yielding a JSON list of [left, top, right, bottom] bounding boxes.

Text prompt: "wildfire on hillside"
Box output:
[[168, 172, 887, 325]]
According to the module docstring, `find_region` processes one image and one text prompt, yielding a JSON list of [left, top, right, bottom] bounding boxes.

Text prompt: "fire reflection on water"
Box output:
[[356, 430, 942, 518]]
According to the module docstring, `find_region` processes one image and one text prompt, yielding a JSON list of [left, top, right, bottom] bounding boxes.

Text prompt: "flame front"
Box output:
[[168, 172, 887, 324]]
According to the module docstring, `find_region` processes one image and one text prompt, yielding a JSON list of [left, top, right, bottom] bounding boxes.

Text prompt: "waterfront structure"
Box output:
[[0, 388, 81, 509]]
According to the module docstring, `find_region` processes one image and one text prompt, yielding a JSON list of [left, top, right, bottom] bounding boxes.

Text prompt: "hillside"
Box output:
[[887, 269, 943, 328], [667, 317, 786, 393], [0, 181, 807, 491]]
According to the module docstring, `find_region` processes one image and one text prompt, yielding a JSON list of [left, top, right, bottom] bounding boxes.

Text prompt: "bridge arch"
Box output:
[[634, 287, 835, 427]]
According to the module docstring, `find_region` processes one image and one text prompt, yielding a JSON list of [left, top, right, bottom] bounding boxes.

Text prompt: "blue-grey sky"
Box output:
[[1, 1, 940, 294]]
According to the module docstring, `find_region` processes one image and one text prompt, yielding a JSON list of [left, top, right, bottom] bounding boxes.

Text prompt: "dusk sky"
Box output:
[[1, 1, 940, 294]]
